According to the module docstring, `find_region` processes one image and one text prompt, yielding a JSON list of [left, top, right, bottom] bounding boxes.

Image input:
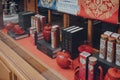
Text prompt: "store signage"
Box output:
[[77, 0, 119, 24], [56, 2, 79, 15], [38, 0, 56, 10], [57, 0, 78, 5], [56, 0, 80, 15]]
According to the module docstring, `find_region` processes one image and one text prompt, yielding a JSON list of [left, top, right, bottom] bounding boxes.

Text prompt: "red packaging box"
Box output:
[[79, 51, 91, 80]]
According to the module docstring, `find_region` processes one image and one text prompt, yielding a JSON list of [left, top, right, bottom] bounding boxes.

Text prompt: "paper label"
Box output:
[[116, 43, 120, 66], [88, 63, 94, 80], [106, 41, 114, 62], [104, 31, 113, 36], [56, 2, 80, 15], [111, 33, 120, 39], [57, 0, 78, 5], [99, 38, 107, 59]]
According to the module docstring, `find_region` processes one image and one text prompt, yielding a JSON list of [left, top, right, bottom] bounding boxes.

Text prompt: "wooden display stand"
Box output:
[[0, 39, 46, 80], [24, 0, 38, 13], [0, 60, 12, 80], [63, 13, 70, 28], [87, 19, 93, 46], [0, 31, 66, 80], [48, 10, 51, 24]]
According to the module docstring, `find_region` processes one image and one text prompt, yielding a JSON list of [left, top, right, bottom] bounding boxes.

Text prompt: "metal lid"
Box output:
[[108, 37, 116, 41], [101, 34, 108, 39], [116, 39, 120, 43], [89, 56, 97, 63]]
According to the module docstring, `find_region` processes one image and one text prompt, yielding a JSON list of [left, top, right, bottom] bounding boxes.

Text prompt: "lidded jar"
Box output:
[[43, 24, 52, 43], [99, 34, 108, 59], [88, 56, 97, 80], [106, 37, 116, 63], [116, 38, 120, 66]]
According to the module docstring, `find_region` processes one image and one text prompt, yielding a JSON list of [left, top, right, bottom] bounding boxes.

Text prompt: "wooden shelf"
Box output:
[[94, 54, 120, 75]]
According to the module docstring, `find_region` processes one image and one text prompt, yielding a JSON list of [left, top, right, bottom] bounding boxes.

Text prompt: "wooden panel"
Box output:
[[88, 19, 93, 46], [0, 52, 27, 80], [16, 75, 23, 80], [24, 0, 37, 12], [27, 0, 35, 12], [0, 40, 46, 80], [24, 0, 27, 11], [63, 13, 70, 28], [35, 0, 38, 13], [0, 60, 12, 80], [12, 73, 22, 80], [48, 10, 51, 23]]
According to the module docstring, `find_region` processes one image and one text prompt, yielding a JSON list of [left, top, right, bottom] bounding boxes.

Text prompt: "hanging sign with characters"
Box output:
[[77, 0, 119, 24], [38, 0, 56, 10], [56, 0, 80, 15]]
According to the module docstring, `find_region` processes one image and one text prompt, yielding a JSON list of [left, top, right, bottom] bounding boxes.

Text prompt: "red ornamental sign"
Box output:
[[77, 0, 119, 24]]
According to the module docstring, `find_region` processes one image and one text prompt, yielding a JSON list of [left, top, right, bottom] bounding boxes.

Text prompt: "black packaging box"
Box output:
[[68, 27, 87, 59], [7, 31, 29, 40], [62, 27, 87, 59], [18, 11, 35, 31], [37, 39, 61, 58], [61, 26, 76, 50]]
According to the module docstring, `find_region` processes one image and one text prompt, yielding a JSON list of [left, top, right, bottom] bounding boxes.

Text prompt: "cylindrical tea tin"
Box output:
[[88, 56, 97, 80], [99, 34, 108, 59], [106, 37, 116, 63], [51, 27, 57, 48], [116, 38, 120, 66]]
